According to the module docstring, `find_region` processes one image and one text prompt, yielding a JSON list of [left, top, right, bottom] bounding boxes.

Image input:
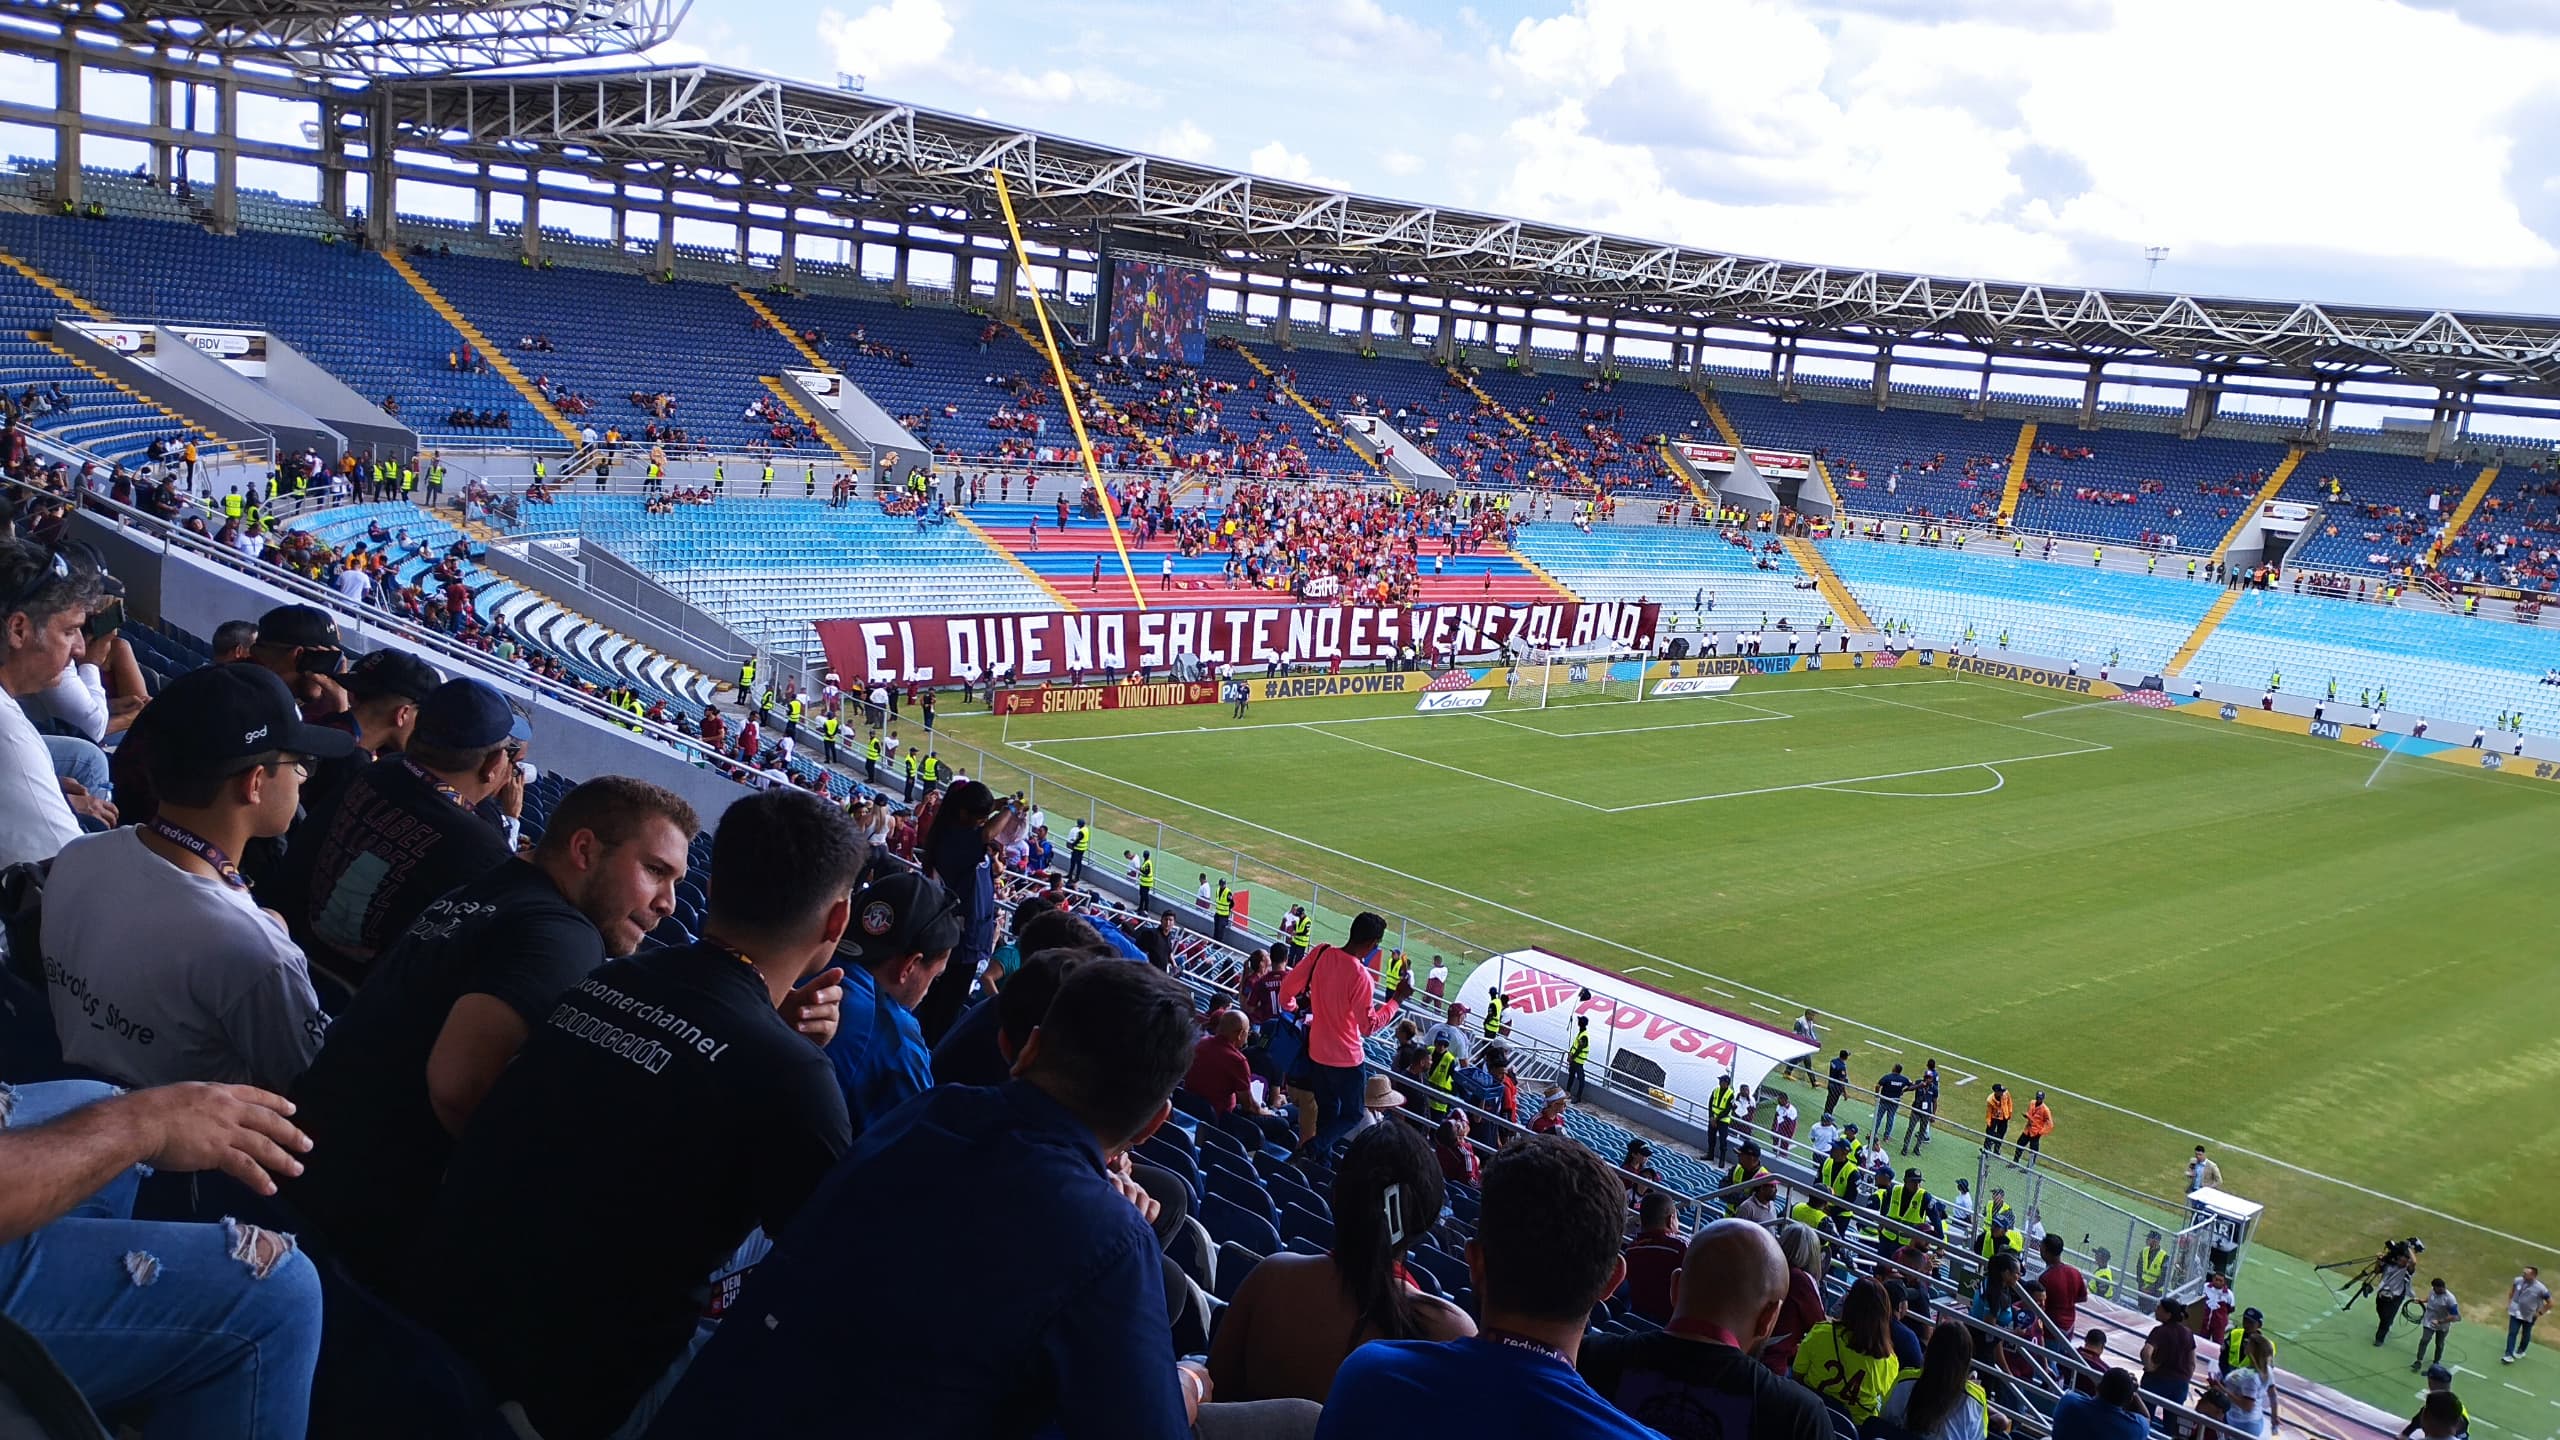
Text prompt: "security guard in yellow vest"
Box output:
[[863, 730, 881, 781], [1723, 1147, 1767, 1195], [1881, 1169, 1935, 1240], [1067, 821, 1089, 882], [1211, 881, 1233, 942], [2091, 1248, 2117, 1299], [1818, 1143, 1861, 1205], [1425, 1042, 1457, 1117], [919, 752, 941, 788], [534, 459, 547, 485], [1379, 948, 1409, 993], [1291, 912, 1314, 961], [739, 658, 756, 693], [222, 489, 244, 520], [2136, 1233, 2170, 1303], [805, 462, 818, 498], [901, 749, 919, 802], [760, 463, 774, 496], [1482, 990, 1507, 1039], [621, 693, 645, 733], [821, 712, 840, 765], [787, 695, 805, 733], [1979, 1220, 2025, 1264], [1706, 1076, 1740, 1163], [1565, 1018, 1593, 1101], [1136, 853, 1155, 911], [714, 462, 726, 496], [2220, 1308, 2274, 1372]]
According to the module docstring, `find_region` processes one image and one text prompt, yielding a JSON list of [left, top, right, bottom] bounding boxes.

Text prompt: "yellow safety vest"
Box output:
[[2092, 1266, 2117, 1298], [1820, 1157, 1859, 1200], [920, 755, 940, 781], [1708, 1086, 1737, 1121], [1725, 1163, 1766, 1192], [740, 661, 756, 688], [1568, 1030, 1591, 1065], [1070, 827, 1088, 855], [1980, 1226, 2024, 1261], [1379, 951, 1408, 989], [2139, 1247, 2169, 1289], [1137, 859, 1154, 886], [1427, 1049, 1456, 1112], [822, 715, 839, 739], [1292, 916, 1313, 945], [789, 698, 804, 724], [1213, 885, 1232, 919], [2222, 1328, 2273, 1370], [864, 734, 879, 760], [1482, 992, 1507, 1037], [1884, 1185, 1933, 1229]]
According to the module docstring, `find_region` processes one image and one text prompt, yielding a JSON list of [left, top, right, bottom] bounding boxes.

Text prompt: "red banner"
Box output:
[[992, 680, 1218, 716], [816, 600, 1660, 685]]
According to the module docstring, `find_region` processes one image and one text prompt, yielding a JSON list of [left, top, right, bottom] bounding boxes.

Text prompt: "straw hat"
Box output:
[[1362, 1075, 1406, 1111]]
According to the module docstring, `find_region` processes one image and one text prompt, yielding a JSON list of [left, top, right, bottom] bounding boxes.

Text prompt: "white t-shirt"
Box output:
[[23, 661, 108, 743], [0, 692, 80, 868], [336, 567, 372, 603], [40, 827, 329, 1090]]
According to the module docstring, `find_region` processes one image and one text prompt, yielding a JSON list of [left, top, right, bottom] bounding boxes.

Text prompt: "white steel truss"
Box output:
[[1, 0, 687, 78]]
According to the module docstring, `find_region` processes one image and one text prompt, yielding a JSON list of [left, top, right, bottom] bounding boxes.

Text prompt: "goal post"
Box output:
[[1503, 648, 1649, 708]]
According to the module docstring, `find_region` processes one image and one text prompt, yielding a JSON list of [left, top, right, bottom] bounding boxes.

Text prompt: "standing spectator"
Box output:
[[1791, 1276, 1901, 1424], [1771, 1089, 1799, 1158], [283, 777, 696, 1291], [1982, 1083, 2014, 1154], [1764, 1221, 1830, 1377], [1787, 1009, 1819, 1083], [822, 868, 964, 1139], [1314, 1136, 1655, 1438], [296, 677, 528, 984], [1823, 1049, 1850, 1119], [41, 664, 349, 1089], [2187, 1146, 2223, 1218], [2199, 1272, 2237, 1344], [2040, 1232, 2090, 1342], [1276, 911, 1407, 1158], [1580, 1218, 1831, 1440], [405, 790, 862, 1440], [2016, 1092, 2053, 1162], [0, 1079, 322, 1440], [1878, 1321, 1993, 1440], [1873, 1062, 1911, 1141], [1622, 1189, 1689, 1324], [1207, 1121, 1472, 1404], [1904, 1060, 1940, 1153], [908, 779, 1003, 1043], [0, 538, 97, 864], [2413, 1278, 2460, 1372], [2139, 1298, 2198, 1419], [2508, 1265, 2551, 1364], [648, 962, 1261, 1439]]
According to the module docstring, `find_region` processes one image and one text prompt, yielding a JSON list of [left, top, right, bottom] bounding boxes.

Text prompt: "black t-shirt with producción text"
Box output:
[[405, 943, 851, 1440], [298, 756, 511, 983], [282, 858, 604, 1289], [1579, 1334, 1833, 1440]]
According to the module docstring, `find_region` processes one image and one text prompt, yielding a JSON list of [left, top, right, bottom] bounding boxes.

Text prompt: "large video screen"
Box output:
[[1104, 257, 1209, 365]]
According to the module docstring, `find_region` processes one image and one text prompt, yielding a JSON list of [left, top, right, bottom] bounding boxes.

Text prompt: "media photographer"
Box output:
[[2366, 1239, 2423, 1347]]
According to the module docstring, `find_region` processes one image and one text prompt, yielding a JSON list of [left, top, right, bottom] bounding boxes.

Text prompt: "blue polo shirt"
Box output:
[[1316, 1336, 1667, 1438], [643, 1081, 1189, 1439], [821, 962, 933, 1138]]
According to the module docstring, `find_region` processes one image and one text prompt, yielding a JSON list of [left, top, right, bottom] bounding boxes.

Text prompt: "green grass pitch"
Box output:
[[940, 667, 2560, 1424]]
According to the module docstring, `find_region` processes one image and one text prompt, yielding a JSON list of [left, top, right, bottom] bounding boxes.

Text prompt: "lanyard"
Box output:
[[148, 818, 248, 889], [402, 757, 472, 812]]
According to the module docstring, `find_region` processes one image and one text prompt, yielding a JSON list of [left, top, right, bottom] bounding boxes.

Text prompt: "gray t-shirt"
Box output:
[[41, 827, 330, 1090], [2514, 1277, 2552, 1321], [2421, 1289, 2460, 1331]]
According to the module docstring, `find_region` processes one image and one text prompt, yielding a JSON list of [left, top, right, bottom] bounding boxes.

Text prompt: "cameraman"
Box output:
[[2372, 1241, 2419, 1347]]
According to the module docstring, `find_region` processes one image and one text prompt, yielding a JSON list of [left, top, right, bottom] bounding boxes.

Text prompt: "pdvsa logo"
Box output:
[[1501, 969, 1582, 1013]]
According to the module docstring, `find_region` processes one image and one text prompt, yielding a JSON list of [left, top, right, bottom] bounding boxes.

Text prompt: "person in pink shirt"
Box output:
[[1276, 911, 1406, 1158]]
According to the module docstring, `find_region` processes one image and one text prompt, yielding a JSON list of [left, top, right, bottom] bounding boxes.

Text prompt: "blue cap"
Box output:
[[413, 678, 533, 750]]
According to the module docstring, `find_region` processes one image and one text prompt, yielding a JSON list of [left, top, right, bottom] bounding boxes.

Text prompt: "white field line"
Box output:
[[1006, 679, 2560, 1257], [1290, 722, 1607, 810], [1814, 765, 2009, 798], [1602, 750, 2104, 813]]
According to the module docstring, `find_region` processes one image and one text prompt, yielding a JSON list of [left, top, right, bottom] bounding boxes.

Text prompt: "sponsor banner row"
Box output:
[[815, 600, 1660, 685], [2167, 694, 2560, 784], [990, 680, 1217, 715], [1415, 690, 1490, 713]]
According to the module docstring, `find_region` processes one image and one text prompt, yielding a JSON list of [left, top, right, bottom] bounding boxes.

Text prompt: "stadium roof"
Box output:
[[6, 0, 687, 77], [376, 63, 2560, 392]]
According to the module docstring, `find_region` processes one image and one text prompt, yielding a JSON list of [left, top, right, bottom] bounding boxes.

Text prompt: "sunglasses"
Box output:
[[2, 549, 73, 614]]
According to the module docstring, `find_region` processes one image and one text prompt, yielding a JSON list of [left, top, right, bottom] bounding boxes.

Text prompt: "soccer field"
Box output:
[[940, 668, 2560, 1402]]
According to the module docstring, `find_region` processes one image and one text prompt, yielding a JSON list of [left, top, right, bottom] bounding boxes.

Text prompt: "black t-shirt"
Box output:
[[248, 740, 373, 930], [282, 858, 603, 1289], [298, 756, 510, 982], [406, 943, 850, 1440], [1579, 1334, 1833, 1440]]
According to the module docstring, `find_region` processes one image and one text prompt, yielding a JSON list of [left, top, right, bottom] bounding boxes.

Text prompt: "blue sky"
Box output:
[[642, 0, 2560, 315]]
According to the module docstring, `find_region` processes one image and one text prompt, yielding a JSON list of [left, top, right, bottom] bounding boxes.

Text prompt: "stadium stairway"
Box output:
[[1996, 420, 2037, 526], [734, 287, 836, 374], [1783, 536, 1876, 632], [756, 375, 867, 471], [0, 244, 109, 320], [2210, 446, 2303, 565], [376, 246, 583, 446], [1447, 365, 1587, 489], [1225, 339, 1385, 474], [997, 312, 1175, 468], [1655, 441, 1718, 510], [2422, 462, 2500, 569], [2162, 588, 2242, 676]]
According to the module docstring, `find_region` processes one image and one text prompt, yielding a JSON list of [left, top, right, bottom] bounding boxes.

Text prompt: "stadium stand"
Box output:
[[2185, 588, 2560, 732], [1821, 541, 2226, 674]]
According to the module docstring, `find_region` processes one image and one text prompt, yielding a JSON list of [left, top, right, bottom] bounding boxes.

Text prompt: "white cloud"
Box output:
[[1152, 120, 1217, 163], [817, 0, 1150, 109], [816, 0, 954, 77], [1380, 149, 1424, 176]]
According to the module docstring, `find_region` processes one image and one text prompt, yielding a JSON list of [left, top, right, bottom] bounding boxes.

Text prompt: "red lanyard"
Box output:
[[147, 818, 247, 889], [402, 757, 471, 811]]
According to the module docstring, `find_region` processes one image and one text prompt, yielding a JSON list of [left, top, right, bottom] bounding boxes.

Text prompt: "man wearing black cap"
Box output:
[[297, 676, 528, 984], [250, 647, 444, 902], [248, 604, 350, 724], [822, 867, 962, 1139], [406, 788, 860, 1440], [39, 663, 353, 1089]]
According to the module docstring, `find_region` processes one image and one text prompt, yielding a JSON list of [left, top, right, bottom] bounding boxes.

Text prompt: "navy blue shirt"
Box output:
[[1317, 1336, 1666, 1438], [820, 961, 933, 1136], [645, 1081, 1189, 1440], [2052, 1393, 2151, 1440], [929, 994, 1011, 1088]]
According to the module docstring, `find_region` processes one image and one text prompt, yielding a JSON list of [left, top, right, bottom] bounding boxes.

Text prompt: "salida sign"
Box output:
[[1452, 948, 1813, 1105], [815, 600, 1660, 685]]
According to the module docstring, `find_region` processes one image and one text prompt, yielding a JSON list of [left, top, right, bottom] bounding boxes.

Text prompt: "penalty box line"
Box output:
[[1598, 745, 2110, 813]]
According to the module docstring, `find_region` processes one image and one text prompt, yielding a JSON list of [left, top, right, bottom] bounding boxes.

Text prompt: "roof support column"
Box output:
[[519, 181, 541, 260], [654, 204, 674, 274], [207, 64, 238, 235], [360, 92, 392, 248], [2080, 363, 2103, 428], [53, 56, 81, 208], [473, 164, 492, 235], [317, 99, 348, 221], [777, 220, 797, 287], [891, 226, 909, 299]]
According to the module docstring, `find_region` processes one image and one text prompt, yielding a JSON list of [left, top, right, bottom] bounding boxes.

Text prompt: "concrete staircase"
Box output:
[[377, 247, 583, 446], [1997, 420, 2038, 527]]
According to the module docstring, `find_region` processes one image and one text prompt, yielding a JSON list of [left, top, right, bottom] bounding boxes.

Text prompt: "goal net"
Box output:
[[1503, 648, 1648, 708]]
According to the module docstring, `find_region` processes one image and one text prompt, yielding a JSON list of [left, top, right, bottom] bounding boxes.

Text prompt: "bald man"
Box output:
[[1579, 1218, 1832, 1440]]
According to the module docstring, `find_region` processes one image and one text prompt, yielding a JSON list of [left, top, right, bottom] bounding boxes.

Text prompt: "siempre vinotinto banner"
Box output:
[[990, 680, 1218, 716], [815, 601, 1661, 685]]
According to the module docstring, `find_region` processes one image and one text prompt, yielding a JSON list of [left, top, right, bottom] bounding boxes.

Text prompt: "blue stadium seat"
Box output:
[[1204, 1167, 1280, 1229], [1201, 1194, 1283, 1257], [1211, 1242, 1263, 1305]]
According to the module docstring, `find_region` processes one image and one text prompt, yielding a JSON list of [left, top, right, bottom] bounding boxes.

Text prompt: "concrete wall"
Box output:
[[479, 535, 750, 679], [262, 334, 414, 459], [134, 326, 341, 462]]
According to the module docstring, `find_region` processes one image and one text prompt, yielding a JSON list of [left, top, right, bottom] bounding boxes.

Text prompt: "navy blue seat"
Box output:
[[1280, 1204, 1333, 1253], [1212, 1242, 1263, 1305], [1201, 1194, 1283, 1257], [1407, 1245, 1469, 1298], [1204, 1166, 1280, 1227], [1195, 1141, 1258, 1182]]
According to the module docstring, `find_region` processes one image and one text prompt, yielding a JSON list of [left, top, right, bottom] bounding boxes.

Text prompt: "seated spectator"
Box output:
[[296, 677, 529, 983], [646, 961, 1257, 1439], [283, 777, 697, 1290], [1185, 1007, 1295, 1150], [1622, 1188, 1688, 1323], [2054, 1369, 2150, 1440], [927, 908, 1109, 1087], [246, 603, 351, 725], [0, 538, 98, 864], [42, 664, 351, 1089], [1208, 1121, 1473, 1404], [0, 1078, 320, 1440], [210, 618, 259, 664], [1792, 1275, 1901, 1423], [1434, 1109, 1482, 1185], [404, 789, 863, 1440], [1580, 1217, 1830, 1440], [1881, 1321, 1998, 1440], [1315, 1135, 1656, 1437], [821, 867, 963, 1137], [249, 645, 442, 912], [1764, 1220, 1830, 1375]]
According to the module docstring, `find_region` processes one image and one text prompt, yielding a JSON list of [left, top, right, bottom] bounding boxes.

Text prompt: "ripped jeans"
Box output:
[[0, 1081, 322, 1440]]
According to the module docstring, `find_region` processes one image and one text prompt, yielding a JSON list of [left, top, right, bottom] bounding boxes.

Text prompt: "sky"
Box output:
[[612, 0, 2560, 317]]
